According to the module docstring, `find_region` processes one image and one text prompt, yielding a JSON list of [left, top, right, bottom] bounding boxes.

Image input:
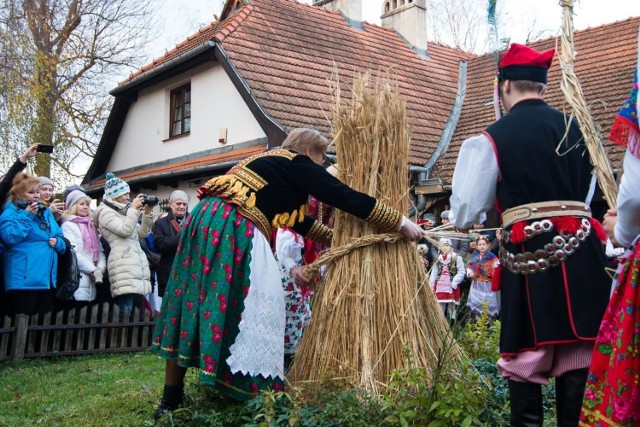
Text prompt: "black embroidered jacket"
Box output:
[[197, 149, 401, 244]]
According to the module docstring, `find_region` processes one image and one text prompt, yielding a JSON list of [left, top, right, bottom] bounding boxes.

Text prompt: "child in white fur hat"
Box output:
[[429, 237, 465, 322], [60, 190, 106, 303]]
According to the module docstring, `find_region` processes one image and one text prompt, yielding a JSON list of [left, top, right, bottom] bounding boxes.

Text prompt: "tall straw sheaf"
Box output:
[[289, 73, 461, 397]]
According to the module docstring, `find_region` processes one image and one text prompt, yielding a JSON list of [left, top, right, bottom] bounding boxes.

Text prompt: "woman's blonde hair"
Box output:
[[281, 128, 329, 154], [68, 196, 92, 216], [9, 173, 40, 202]]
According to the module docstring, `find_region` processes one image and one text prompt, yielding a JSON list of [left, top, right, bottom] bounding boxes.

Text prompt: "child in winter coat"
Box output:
[[429, 238, 465, 322], [466, 235, 500, 319], [60, 190, 106, 304]]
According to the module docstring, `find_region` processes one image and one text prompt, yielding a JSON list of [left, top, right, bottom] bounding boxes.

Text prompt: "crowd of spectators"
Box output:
[[0, 146, 191, 324]]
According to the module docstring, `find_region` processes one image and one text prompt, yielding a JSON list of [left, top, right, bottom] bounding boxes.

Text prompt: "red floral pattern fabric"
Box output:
[[151, 196, 284, 401], [580, 238, 640, 426]]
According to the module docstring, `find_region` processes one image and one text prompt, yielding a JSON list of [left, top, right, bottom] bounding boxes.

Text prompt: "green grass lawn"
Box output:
[[0, 352, 165, 426], [0, 314, 558, 426]]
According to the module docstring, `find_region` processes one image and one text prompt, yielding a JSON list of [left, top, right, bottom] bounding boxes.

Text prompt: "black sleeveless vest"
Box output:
[[484, 99, 610, 355]]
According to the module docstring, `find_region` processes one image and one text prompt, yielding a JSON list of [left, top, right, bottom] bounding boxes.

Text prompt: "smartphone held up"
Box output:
[[36, 144, 54, 153]]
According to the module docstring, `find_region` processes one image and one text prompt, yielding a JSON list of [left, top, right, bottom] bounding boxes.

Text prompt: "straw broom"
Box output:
[[558, 0, 618, 208], [289, 73, 461, 397]]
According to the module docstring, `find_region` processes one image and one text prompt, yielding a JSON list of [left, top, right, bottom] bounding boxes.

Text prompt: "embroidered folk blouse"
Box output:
[[197, 149, 402, 243]]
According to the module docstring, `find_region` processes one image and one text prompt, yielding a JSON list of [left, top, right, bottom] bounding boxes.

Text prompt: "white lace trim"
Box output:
[[226, 231, 285, 380]]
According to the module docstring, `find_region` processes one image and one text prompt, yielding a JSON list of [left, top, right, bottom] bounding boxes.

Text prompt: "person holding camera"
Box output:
[[37, 176, 65, 222], [0, 173, 66, 317], [60, 190, 106, 304], [93, 172, 154, 314]]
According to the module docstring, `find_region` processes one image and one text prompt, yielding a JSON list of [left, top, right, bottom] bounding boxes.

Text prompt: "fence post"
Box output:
[[11, 314, 29, 361]]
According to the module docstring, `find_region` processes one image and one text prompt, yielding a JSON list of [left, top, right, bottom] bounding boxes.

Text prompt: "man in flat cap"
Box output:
[[449, 43, 610, 426]]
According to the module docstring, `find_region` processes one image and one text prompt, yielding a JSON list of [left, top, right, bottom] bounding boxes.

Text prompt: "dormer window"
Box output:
[[170, 83, 191, 137]]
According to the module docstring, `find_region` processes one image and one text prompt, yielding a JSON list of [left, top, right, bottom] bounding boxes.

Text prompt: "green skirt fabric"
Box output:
[[151, 196, 284, 400]]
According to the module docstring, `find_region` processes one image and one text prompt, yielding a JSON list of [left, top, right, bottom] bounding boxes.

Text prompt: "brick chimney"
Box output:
[[313, 0, 363, 29], [381, 0, 428, 57]]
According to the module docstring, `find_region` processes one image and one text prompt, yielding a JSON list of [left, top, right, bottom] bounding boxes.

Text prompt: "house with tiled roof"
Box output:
[[82, 0, 638, 217], [81, 0, 470, 206]]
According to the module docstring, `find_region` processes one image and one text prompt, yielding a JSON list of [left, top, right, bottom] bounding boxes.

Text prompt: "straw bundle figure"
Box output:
[[559, 0, 618, 208], [289, 73, 457, 397]]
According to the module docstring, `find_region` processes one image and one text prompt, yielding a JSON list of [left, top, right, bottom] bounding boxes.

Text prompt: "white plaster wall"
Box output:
[[107, 62, 266, 172]]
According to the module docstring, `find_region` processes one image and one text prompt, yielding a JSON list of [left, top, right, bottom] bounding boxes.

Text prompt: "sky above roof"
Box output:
[[154, 0, 640, 60]]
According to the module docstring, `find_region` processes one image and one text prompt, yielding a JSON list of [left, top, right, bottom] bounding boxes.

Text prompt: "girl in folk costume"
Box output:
[[275, 195, 332, 370], [466, 235, 500, 318], [580, 54, 640, 427], [429, 238, 465, 321]]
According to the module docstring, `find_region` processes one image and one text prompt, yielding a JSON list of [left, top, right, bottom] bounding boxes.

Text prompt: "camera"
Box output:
[[16, 200, 46, 211], [140, 194, 159, 207]]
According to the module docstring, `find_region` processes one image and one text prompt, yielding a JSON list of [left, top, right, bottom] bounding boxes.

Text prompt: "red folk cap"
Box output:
[[498, 43, 555, 84]]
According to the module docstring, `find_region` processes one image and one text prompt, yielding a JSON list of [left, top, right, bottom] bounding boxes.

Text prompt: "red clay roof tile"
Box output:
[[117, 0, 635, 180], [120, 0, 467, 166]]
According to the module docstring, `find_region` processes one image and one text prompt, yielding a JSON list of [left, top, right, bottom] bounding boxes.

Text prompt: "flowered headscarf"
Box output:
[[610, 68, 639, 159]]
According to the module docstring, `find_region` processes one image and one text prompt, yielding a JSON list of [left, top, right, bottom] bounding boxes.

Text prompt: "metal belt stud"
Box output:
[[540, 219, 553, 232], [553, 235, 566, 248], [537, 258, 550, 272], [524, 225, 535, 238], [500, 215, 594, 275], [568, 236, 580, 248]]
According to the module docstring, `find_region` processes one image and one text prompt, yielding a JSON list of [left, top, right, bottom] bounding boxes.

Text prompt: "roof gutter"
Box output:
[[125, 159, 242, 186], [85, 159, 243, 195], [423, 60, 467, 175], [110, 41, 217, 96]]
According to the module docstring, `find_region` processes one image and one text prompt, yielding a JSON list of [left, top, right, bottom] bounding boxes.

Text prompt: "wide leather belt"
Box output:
[[502, 200, 591, 229]]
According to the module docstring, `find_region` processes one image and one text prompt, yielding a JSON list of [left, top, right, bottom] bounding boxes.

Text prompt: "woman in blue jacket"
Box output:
[[0, 173, 66, 316]]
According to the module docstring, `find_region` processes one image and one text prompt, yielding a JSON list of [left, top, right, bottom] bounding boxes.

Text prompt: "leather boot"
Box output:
[[555, 368, 588, 427], [154, 384, 184, 421], [508, 380, 543, 427]]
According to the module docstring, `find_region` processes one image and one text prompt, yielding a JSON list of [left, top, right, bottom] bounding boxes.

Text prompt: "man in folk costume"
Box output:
[[449, 43, 610, 426]]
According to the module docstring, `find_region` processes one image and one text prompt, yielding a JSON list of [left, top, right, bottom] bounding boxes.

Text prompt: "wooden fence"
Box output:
[[0, 302, 155, 362]]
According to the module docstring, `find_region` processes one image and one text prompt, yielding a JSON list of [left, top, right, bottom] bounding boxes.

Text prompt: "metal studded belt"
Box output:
[[499, 218, 592, 275], [502, 200, 591, 229]]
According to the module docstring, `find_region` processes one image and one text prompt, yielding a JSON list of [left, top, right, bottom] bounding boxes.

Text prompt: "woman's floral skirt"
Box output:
[[151, 197, 284, 401], [580, 237, 640, 426]]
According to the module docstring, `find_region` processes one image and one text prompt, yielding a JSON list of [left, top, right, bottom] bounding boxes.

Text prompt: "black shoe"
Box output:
[[556, 368, 588, 427], [153, 384, 184, 421], [508, 380, 543, 427]]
